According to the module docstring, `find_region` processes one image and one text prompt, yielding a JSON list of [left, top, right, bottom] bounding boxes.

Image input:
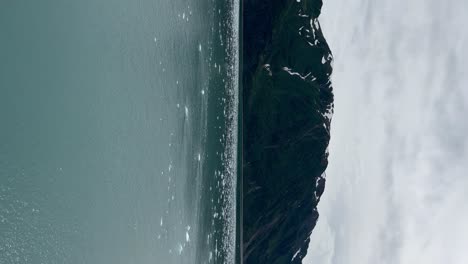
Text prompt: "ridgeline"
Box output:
[[243, 0, 334, 262]]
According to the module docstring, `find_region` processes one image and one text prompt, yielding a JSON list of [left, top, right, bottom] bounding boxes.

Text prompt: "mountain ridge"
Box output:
[[243, 0, 333, 262]]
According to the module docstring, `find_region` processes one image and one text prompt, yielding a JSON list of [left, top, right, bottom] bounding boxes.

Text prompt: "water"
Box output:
[[0, 1, 238, 263]]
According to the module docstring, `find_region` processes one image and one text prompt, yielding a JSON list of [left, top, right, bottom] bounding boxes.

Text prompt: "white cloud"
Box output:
[[304, 0, 468, 263]]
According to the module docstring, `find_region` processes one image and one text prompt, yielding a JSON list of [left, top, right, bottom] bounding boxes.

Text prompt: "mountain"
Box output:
[[242, 0, 334, 263]]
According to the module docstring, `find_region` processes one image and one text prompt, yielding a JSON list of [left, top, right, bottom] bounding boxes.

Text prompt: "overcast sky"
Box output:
[[304, 0, 468, 263]]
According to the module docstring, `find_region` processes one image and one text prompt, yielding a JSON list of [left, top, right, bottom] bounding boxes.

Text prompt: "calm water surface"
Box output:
[[0, 1, 238, 263]]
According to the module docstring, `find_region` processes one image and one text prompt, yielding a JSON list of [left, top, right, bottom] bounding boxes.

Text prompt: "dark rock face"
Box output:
[[243, 0, 333, 263]]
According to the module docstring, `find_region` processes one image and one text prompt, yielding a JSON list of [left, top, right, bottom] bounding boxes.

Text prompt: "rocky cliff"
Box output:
[[243, 0, 333, 262]]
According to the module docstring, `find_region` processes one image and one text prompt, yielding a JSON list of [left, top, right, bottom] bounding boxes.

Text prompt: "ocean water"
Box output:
[[0, 1, 238, 263]]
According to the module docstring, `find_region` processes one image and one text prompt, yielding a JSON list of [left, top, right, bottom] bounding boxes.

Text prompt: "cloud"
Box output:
[[304, 0, 468, 263]]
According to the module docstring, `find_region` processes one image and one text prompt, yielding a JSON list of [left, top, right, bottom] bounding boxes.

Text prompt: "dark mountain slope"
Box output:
[[243, 0, 333, 263]]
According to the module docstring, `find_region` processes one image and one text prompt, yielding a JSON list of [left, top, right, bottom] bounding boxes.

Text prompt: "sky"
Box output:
[[304, 0, 468, 263]]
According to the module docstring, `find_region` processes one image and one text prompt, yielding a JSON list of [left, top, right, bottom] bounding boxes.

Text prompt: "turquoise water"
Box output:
[[0, 1, 238, 263]]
